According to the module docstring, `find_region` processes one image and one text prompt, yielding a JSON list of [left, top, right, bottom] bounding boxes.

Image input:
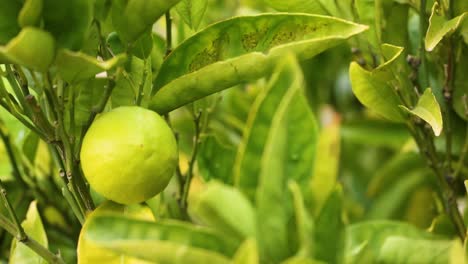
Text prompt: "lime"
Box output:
[[80, 106, 177, 204]]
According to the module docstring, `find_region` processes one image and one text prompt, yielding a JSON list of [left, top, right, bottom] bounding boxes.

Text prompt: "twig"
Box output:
[[419, 0, 430, 89], [94, 19, 111, 60], [44, 73, 94, 213], [61, 186, 84, 225], [165, 11, 172, 56], [136, 60, 148, 106], [49, 146, 85, 222], [0, 179, 26, 241], [18, 234, 66, 264], [0, 78, 47, 141], [5, 65, 29, 116], [0, 213, 16, 235], [408, 121, 466, 240], [443, 51, 454, 176], [454, 122, 468, 178], [24, 95, 55, 140], [180, 111, 202, 213]]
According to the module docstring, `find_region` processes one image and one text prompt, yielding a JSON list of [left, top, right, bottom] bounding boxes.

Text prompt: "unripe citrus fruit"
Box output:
[[80, 106, 177, 205]]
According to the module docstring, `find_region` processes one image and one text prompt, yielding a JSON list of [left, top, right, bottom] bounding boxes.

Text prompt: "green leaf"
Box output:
[[176, 0, 208, 30], [112, 0, 181, 43], [341, 120, 410, 149], [263, 0, 327, 14], [281, 256, 327, 264], [255, 55, 314, 262], [0, 0, 21, 45], [106, 32, 125, 55], [455, 0, 468, 15], [232, 239, 259, 264], [289, 181, 314, 258], [401, 88, 443, 136], [376, 237, 464, 264], [425, 2, 467, 51], [354, 0, 379, 48], [150, 33, 166, 78], [375, 0, 410, 47], [111, 57, 151, 107], [9, 201, 48, 264], [55, 50, 127, 83], [197, 134, 236, 184], [18, 0, 43, 27], [83, 215, 236, 263], [309, 111, 340, 216], [93, 0, 112, 22], [314, 185, 345, 264], [0, 27, 55, 71], [189, 181, 256, 241], [22, 131, 39, 163], [74, 78, 108, 131], [234, 55, 318, 200], [42, 0, 92, 50], [345, 220, 436, 263], [349, 44, 406, 122], [108, 31, 155, 60], [131, 31, 153, 59], [367, 152, 425, 197], [150, 14, 367, 113], [366, 170, 429, 220], [429, 214, 457, 237]]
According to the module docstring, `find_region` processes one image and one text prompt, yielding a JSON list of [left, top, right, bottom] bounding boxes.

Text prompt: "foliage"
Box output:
[[0, 0, 467, 263]]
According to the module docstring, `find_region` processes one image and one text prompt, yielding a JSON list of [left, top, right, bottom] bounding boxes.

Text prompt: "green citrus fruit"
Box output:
[[80, 106, 177, 205]]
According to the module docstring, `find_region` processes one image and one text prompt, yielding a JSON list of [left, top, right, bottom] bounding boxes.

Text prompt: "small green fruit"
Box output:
[[80, 106, 177, 204]]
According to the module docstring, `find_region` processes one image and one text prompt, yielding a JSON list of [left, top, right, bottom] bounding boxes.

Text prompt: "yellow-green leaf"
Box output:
[[349, 44, 406, 122], [232, 239, 259, 264], [0, 27, 55, 71], [150, 13, 367, 114], [55, 50, 127, 83], [9, 201, 48, 264], [401, 88, 443, 136], [310, 109, 340, 216], [376, 237, 464, 264], [234, 54, 318, 200], [263, 0, 327, 14], [189, 181, 256, 241], [83, 215, 236, 263], [78, 201, 155, 264], [425, 2, 467, 51], [176, 0, 208, 30], [112, 0, 181, 43], [18, 0, 43, 27]]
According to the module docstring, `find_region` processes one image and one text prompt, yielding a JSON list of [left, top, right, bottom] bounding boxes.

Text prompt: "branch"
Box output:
[[408, 121, 466, 240]]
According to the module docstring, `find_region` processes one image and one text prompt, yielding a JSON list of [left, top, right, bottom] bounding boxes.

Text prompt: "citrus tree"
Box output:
[[0, 0, 468, 263]]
